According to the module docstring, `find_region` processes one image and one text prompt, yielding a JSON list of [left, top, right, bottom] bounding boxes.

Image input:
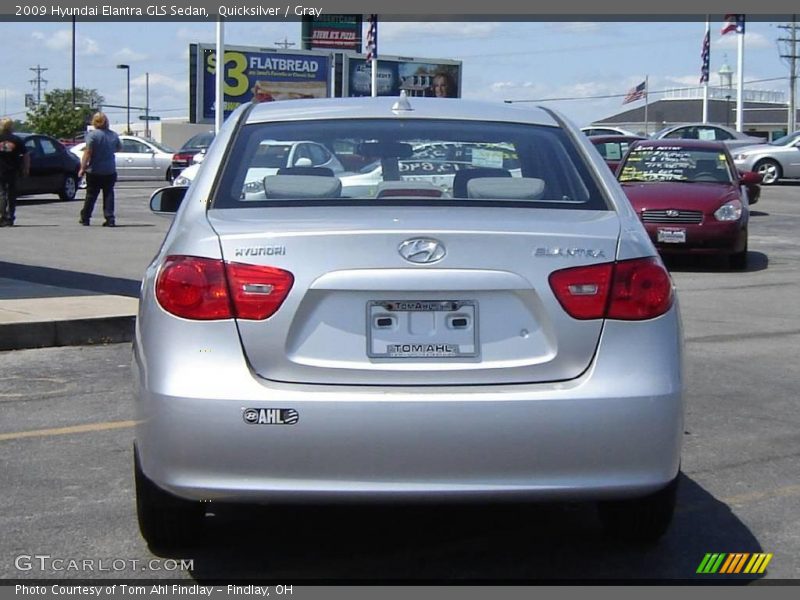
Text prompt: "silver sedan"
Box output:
[[134, 96, 684, 550], [732, 131, 800, 185], [71, 135, 174, 181]]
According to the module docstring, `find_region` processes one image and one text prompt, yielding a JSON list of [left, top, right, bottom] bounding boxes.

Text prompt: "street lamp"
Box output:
[[116, 64, 130, 134]]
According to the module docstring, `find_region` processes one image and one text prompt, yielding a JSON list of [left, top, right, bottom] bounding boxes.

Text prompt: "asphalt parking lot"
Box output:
[[1, 181, 799, 581]]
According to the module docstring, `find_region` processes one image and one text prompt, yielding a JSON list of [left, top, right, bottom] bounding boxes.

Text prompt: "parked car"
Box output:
[[581, 125, 638, 137], [588, 134, 646, 172], [731, 131, 800, 185], [70, 135, 174, 181], [135, 96, 683, 549], [617, 139, 761, 269], [171, 130, 215, 180], [16, 133, 80, 201], [651, 123, 764, 149]]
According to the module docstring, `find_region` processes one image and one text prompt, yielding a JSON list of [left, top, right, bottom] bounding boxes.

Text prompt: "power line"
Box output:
[[28, 65, 48, 105], [778, 17, 799, 132]]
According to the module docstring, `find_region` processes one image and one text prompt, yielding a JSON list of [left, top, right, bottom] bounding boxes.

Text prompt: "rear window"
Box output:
[[212, 119, 608, 210], [182, 131, 215, 150]]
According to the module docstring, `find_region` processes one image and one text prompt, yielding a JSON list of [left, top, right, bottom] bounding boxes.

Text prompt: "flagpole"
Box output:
[[736, 21, 745, 131], [371, 58, 377, 98], [702, 18, 710, 123], [644, 75, 649, 135], [215, 17, 224, 134]]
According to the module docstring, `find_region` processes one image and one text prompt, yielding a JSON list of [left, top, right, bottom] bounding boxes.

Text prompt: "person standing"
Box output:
[[0, 117, 29, 227], [79, 112, 121, 227]]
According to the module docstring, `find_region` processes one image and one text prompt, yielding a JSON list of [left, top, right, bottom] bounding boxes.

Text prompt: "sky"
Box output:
[[2, 18, 796, 130]]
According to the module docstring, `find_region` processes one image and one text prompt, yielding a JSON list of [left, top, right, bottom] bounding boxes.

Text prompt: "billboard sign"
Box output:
[[302, 15, 362, 52], [344, 55, 462, 99], [193, 44, 331, 123]]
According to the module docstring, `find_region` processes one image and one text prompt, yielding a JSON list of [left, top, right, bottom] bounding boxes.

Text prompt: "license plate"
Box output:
[[657, 228, 686, 243], [367, 300, 478, 359]]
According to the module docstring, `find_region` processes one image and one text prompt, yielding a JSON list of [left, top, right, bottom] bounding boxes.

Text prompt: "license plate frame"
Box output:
[[657, 227, 687, 243], [367, 300, 479, 359]]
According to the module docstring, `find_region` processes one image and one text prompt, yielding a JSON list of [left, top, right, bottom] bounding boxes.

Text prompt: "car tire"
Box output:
[[597, 474, 679, 543], [730, 236, 748, 270], [59, 174, 78, 201], [165, 167, 172, 182], [754, 159, 781, 185], [134, 446, 205, 550]]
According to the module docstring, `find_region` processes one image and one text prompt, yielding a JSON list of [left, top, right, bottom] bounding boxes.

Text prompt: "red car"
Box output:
[[617, 139, 761, 270], [589, 134, 645, 172]]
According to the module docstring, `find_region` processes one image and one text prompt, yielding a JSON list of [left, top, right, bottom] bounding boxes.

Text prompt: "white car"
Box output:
[[581, 126, 639, 137], [71, 135, 175, 181], [173, 140, 344, 197]]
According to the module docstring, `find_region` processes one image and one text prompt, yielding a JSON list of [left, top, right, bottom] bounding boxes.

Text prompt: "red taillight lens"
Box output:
[[156, 256, 231, 320], [172, 152, 194, 163], [606, 257, 674, 320], [155, 256, 294, 321], [225, 262, 294, 320], [549, 257, 673, 321], [548, 263, 613, 320]]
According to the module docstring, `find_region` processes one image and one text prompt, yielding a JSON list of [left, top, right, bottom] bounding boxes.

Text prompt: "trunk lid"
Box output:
[[208, 206, 621, 385]]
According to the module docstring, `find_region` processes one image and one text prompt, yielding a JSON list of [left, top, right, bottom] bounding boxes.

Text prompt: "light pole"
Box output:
[[116, 64, 130, 134]]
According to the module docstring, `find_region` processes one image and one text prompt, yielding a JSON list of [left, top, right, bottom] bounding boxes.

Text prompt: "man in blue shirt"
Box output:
[[79, 112, 121, 227]]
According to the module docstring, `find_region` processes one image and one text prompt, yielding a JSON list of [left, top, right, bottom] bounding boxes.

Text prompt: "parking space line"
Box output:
[[0, 420, 137, 441]]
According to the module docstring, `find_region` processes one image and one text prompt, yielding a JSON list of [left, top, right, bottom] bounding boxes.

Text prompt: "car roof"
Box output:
[[244, 97, 561, 128], [631, 139, 729, 151], [589, 135, 645, 143]]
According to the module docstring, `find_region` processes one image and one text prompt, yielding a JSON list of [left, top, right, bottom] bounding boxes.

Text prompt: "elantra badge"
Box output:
[[243, 408, 299, 425], [398, 238, 446, 264]]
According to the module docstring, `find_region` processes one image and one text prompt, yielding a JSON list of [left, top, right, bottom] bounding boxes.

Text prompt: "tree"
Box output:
[[26, 88, 104, 139]]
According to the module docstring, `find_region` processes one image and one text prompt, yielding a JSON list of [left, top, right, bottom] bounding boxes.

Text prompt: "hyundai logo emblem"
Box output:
[[398, 238, 446, 264], [666, 209, 680, 217]]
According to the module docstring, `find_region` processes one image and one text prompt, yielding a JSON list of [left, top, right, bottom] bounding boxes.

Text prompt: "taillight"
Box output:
[[155, 255, 293, 320], [156, 256, 231, 320], [172, 152, 194, 163], [548, 263, 613, 320], [225, 262, 294, 320], [549, 257, 673, 321], [606, 258, 674, 320]]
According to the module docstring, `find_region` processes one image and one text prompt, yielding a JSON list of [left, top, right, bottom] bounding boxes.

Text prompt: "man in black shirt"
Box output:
[[0, 117, 29, 226]]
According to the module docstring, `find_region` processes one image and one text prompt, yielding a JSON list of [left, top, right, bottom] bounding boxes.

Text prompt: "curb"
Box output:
[[0, 316, 135, 351]]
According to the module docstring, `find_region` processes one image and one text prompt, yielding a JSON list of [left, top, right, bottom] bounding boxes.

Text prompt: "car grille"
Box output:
[[641, 210, 703, 224]]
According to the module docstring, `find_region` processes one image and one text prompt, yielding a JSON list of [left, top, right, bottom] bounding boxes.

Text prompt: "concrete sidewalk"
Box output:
[[0, 277, 138, 351]]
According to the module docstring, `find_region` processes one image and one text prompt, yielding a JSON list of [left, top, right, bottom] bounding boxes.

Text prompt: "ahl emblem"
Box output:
[[243, 408, 299, 425], [398, 238, 446, 264]]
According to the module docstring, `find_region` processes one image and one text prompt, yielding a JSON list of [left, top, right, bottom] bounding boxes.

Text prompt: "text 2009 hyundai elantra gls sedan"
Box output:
[[133, 95, 683, 549]]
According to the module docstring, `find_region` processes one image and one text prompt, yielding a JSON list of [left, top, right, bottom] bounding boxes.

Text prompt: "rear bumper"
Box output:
[[133, 308, 684, 504]]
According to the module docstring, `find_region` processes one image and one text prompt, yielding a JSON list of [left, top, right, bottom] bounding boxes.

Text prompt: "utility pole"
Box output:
[[29, 65, 48, 105], [145, 72, 150, 139], [778, 17, 799, 134], [275, 37, 295, 49]]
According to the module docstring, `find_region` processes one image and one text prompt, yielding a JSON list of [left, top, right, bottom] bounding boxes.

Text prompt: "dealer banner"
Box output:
[[192, 44, 331, 123]]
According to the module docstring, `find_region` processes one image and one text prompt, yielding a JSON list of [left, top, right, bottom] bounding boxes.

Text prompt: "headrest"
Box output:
[[467, 177, 546, 200]]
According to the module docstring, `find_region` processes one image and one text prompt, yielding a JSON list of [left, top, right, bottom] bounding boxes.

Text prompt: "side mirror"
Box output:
[[150, 186, 187, 214], [739, 171, 762, 185]]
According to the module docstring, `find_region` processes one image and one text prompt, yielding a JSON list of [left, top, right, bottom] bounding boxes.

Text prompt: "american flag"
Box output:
[[721, 14, 745, 35], [623, 80, 647, 104], [700, 30, 710, 83], [365, 14, 378, 62]]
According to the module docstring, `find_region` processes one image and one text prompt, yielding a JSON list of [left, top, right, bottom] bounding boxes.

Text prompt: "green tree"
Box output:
[[26, 88, 104, 139]]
